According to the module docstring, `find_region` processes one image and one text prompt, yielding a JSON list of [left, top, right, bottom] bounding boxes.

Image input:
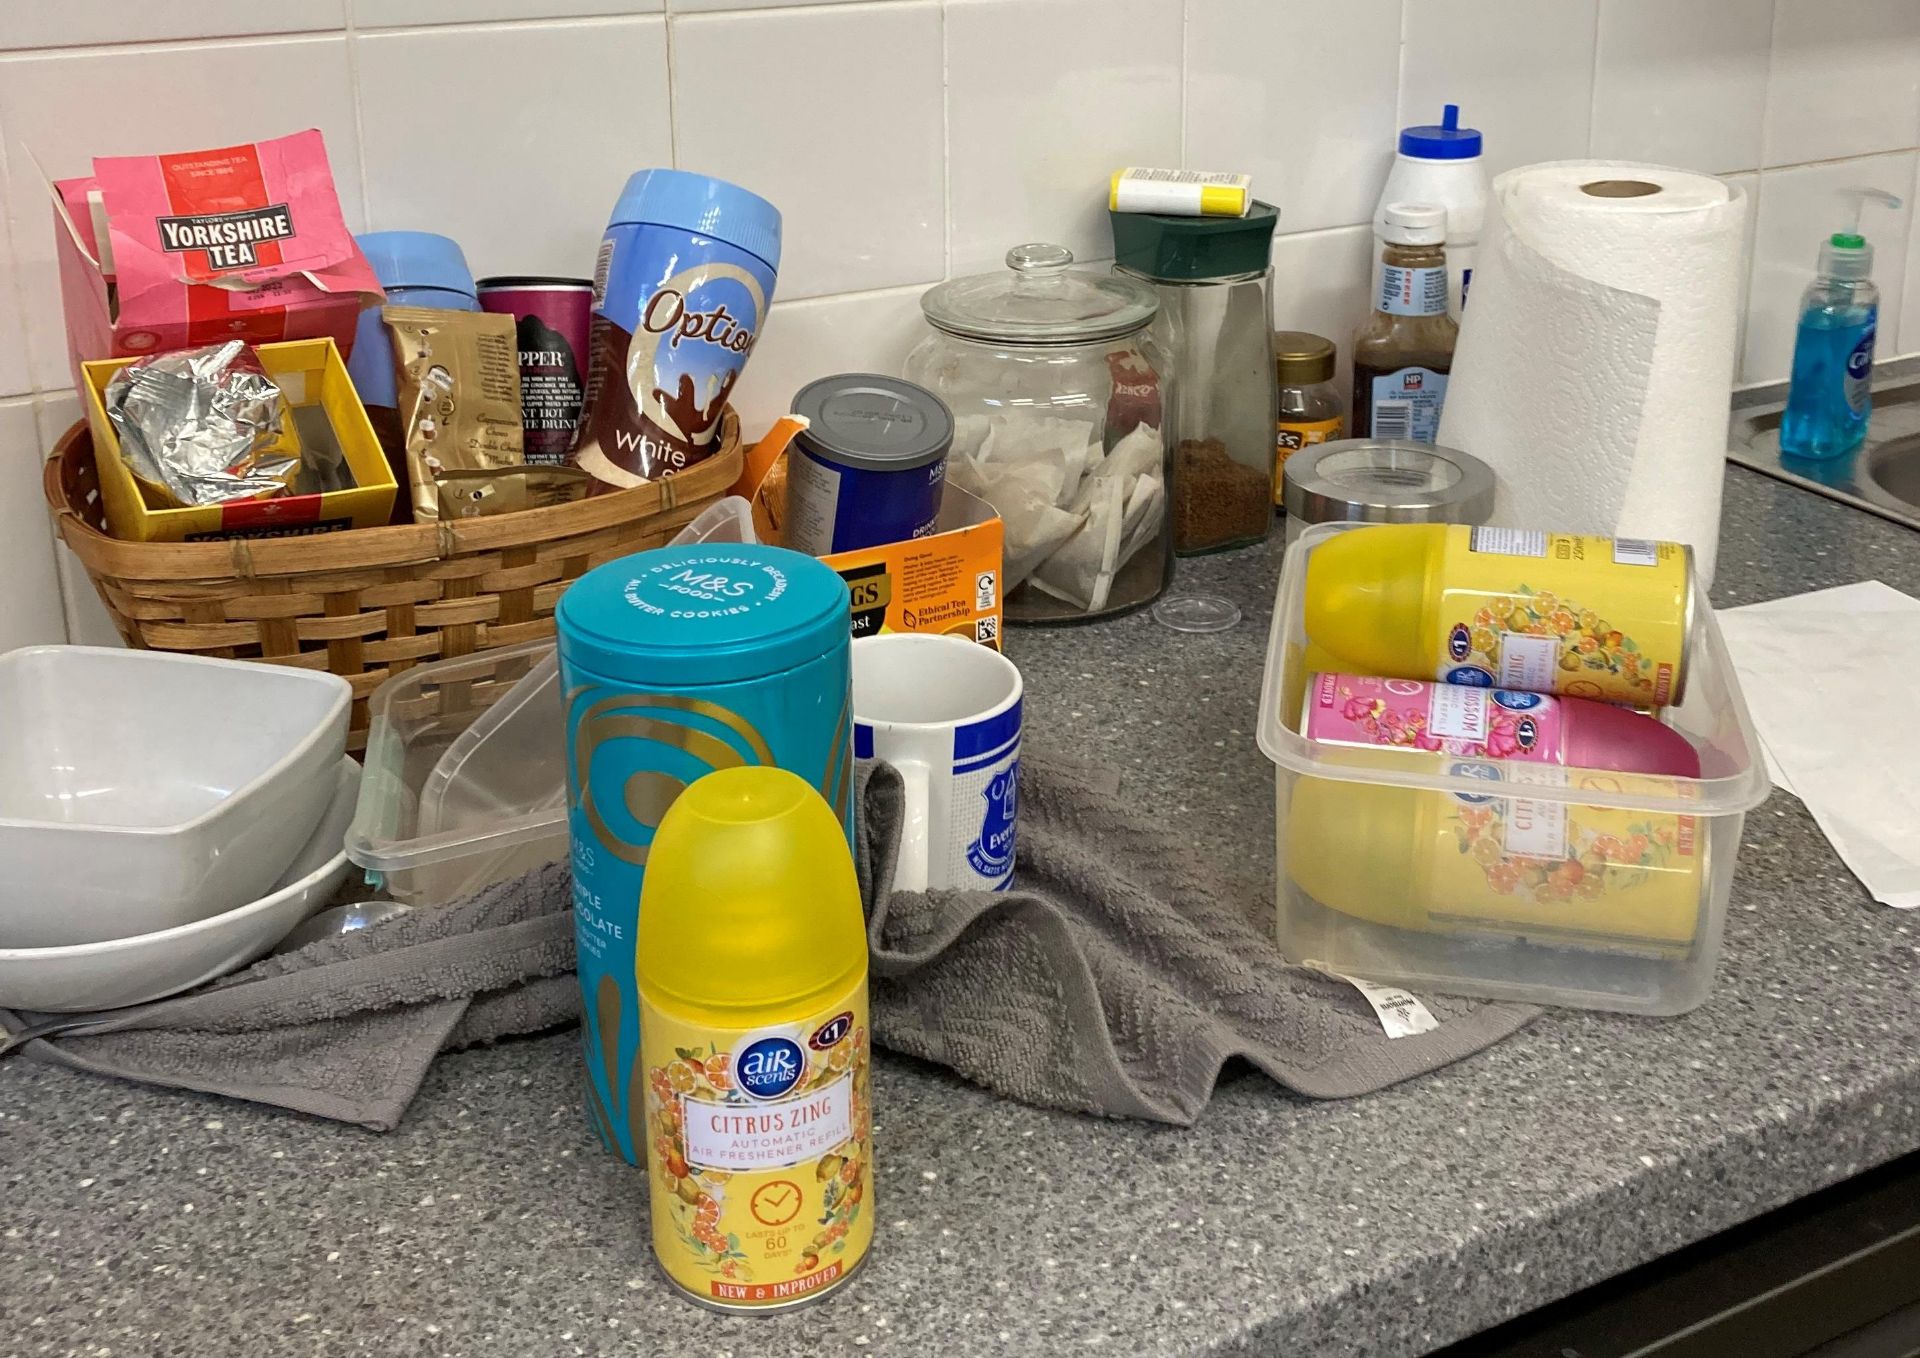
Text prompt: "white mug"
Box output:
[[852, 634, 1022, 892]]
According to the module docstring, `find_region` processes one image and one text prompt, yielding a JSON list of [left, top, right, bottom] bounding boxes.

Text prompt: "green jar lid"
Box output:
[[1109, 200, 1279, 282]]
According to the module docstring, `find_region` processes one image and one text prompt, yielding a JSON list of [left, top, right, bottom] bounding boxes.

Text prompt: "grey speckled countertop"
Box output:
[[4, 467, 1919, 1358]]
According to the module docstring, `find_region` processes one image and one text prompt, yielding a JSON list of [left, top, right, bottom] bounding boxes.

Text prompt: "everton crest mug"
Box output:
[[851, 634, 1022, 892]]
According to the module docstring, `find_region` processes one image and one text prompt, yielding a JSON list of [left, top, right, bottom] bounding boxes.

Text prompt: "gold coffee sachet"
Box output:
[[383, 305, 525, 522]]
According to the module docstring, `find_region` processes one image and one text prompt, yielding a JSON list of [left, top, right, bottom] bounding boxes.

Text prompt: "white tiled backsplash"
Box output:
[[2, 0, 1919, 651]]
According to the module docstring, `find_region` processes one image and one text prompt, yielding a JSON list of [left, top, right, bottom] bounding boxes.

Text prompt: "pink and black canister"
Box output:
[[477, 276, 593, 465], [784, 373, 954, 555]]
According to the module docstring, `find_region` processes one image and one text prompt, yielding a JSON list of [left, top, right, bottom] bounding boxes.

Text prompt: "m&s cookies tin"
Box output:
[[556, 544, 853, 1165]]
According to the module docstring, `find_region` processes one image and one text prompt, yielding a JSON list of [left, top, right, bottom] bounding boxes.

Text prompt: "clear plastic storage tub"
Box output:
[[1256, 523, 1772, 1014], [344, 495, 756, 905], [346, 640, 566, 906]]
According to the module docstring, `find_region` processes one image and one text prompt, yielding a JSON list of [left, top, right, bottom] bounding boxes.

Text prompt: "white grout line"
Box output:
[[1393, 0, 1410, 129], [351, 9, 671, 40], [1584, 0, 1603, 157], [342, 1, 372, 231], [0, 29, 348, 61], [1757, 0, 1783, 170], [939, 0, 952, 280], [773, 281, 933, 310], [1177, 0, 1188, 168], [664, 8, 683, 168], [0, 123, 38, 399]]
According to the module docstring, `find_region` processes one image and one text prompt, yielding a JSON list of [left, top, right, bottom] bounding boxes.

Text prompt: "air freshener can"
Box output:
[[637, 766, 873, 1311]]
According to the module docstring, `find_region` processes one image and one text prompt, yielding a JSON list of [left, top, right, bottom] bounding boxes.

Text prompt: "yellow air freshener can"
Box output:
[[637, 765, 873, 1312]]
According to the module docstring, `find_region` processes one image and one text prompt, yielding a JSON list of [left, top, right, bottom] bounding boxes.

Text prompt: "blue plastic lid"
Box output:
[[355, 231, 478, 298], [556, 544, 846, 686], [607, 168, 783, 273], [1398, 103, 1483, 160]]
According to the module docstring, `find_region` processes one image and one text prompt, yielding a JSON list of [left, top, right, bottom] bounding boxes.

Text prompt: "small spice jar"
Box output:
[[1273, 331, 1344, 505], [1111, 203, 1280, 557], [1280, 437, 1495, 549]]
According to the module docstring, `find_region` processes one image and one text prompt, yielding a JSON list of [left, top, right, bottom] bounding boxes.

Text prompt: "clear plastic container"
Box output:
[[346, 641, 567, 905], [344, 495, 757, 903], [1256, 523, 1771, 1015]]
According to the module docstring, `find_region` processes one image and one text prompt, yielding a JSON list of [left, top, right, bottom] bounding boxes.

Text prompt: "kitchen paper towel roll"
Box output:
[[1436, 162, 1747, 586]]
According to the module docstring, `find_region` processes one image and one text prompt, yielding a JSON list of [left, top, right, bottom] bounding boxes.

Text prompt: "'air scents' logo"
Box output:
[[1450, 760, 1502, 805], [734, 1037, 805, 1101]]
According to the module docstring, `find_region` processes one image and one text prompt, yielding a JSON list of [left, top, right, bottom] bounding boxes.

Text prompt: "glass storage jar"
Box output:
[[1111, 202, 1280, 558], [905, 243, 1170, 625]]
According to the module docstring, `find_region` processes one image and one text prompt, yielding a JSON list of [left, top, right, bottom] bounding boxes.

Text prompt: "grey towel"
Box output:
[[857, 754, 1537, 1124], [5, 870, 582, 1131], [7, 749, 1535, 1129]]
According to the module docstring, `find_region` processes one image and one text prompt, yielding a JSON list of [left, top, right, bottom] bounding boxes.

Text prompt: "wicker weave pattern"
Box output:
[[45, 417, 742, 748]]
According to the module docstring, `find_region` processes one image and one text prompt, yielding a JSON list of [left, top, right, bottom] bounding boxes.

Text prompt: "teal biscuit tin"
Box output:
[[555, 543, 853, 1164]]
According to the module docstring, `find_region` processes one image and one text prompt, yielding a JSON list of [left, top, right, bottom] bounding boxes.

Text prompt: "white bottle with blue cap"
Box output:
[[1373, 104, 1488, 319]]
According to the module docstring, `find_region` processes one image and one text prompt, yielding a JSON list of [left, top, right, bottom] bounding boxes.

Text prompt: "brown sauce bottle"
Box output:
[[1351, 203, 1459, 443]]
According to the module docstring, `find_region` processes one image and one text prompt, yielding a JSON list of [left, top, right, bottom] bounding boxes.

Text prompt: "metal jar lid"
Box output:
[[1282, 439, 1496, 526], [1273, 331, 1335, 386], [792, 373, 954, 472]]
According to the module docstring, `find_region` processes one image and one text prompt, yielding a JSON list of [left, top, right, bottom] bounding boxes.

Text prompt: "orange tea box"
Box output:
[[735, 418, 1005, 647]]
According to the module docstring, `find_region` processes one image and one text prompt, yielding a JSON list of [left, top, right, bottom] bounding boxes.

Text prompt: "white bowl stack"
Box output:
[[0, 648, 359, 1013]]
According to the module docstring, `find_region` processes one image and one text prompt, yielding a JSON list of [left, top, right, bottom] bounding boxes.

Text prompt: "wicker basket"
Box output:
[[46, 414, 743, 749]]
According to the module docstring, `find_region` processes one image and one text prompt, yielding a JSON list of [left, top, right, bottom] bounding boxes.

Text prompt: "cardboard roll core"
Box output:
[[1581, 179, 1662, 198]]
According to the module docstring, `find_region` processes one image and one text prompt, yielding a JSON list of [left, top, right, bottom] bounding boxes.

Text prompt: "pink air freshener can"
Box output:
[[1303, 672, 1700, 777], [477, 276, 594, 466]]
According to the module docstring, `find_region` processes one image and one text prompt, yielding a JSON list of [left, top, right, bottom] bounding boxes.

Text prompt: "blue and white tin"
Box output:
[[785, 374, 953, 555], [555, 543, 852, 1164], [347, 231, 479, 410], [851, 634, 1022, 892]]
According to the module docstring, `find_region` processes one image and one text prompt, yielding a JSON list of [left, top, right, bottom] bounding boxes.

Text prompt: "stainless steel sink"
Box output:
[[1728, 355, 1920, 531]]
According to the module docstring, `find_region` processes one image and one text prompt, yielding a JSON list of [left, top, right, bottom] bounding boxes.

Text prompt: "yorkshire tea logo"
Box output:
[[155, 204, 295, 268]]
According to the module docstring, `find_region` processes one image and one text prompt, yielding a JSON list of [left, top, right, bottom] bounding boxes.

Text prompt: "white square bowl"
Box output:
[[0, 647, 351, 948], [0, 759, 362, 1014]]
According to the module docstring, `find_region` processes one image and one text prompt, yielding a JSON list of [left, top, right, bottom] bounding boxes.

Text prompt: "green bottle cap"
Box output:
[[1832, 232, 1866, 249]]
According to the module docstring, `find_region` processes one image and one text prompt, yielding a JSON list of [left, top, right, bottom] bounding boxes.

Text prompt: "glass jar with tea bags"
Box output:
[[905, 244, 1170, 624]]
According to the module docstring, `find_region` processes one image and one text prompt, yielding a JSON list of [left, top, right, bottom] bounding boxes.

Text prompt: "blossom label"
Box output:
[[1306, 673, 1566, 763], [683, 1075, 854, 1171]]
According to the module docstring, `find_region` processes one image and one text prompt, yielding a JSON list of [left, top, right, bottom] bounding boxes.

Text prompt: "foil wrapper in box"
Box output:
[[103, 340, 298, 508]]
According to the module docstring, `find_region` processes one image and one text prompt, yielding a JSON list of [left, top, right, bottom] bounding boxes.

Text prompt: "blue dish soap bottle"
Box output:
[[1779, 188, 1902, 460]]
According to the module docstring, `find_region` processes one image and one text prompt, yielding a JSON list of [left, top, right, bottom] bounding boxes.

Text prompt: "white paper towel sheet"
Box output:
[[1437, 163, 1747, 586], [1719, 581, 1920, 909]]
